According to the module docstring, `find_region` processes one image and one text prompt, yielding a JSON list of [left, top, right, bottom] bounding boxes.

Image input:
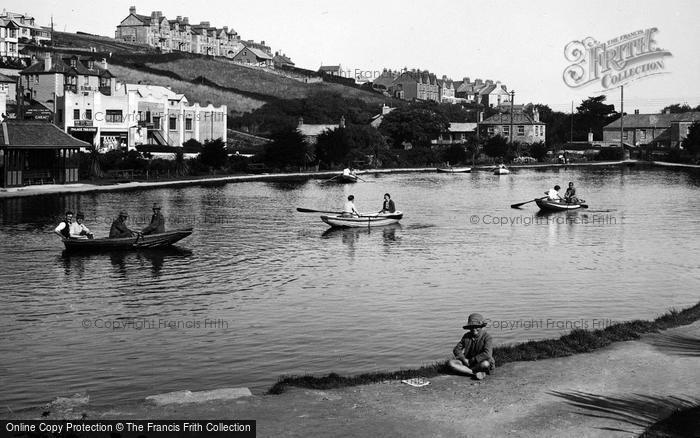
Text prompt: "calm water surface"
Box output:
[[1, 166, 699, 410]]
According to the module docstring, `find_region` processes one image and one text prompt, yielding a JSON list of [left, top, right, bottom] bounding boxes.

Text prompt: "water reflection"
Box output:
[[59, 247, 193, 278], [321, 224, 402, 256]]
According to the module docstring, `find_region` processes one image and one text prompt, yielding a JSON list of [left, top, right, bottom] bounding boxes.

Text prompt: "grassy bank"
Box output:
[[268, 301, 700, 394]]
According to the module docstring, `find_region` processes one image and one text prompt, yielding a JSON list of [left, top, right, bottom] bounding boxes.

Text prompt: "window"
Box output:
[[105, 110, 123, 123], [502, 125, 510, 135], [487, 126, 494, 135], [518, 125, 525, 136], [73, 109, 80, 120], [85, 109, 92, 120], [84, 76, 89, 85], [623, 130, 628, 140], [185, 117, 193, 131], [57, 109, 63, 123], [640, 130, 646, 139], [169, 116, 177, 130]]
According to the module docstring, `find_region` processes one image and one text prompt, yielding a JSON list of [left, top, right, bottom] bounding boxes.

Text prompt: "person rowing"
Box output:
[[109, 211, 137, 238], [546, 185, 563, 202], [378, 193, 396, 214], [342, 195, 360, 217], [564, 182, 579, 204]]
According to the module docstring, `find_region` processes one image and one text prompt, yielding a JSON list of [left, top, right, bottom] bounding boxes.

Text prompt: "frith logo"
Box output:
[[563, 28, 672, 90]]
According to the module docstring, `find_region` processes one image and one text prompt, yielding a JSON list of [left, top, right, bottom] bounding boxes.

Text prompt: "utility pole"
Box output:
[[509, 90, 515, 146], [570, 101, 573, 147], [619, 85, 624, 154]]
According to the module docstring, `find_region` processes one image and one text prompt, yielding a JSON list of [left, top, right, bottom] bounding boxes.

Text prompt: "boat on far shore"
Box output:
[[62, 227, 194, 251], [437, 166, 471, 173], [494, 165, 510, 175]]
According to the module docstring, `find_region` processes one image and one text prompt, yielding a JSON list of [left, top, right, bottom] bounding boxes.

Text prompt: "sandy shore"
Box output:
[[10, 321, 699, 437], [0, 160, 665, 199]]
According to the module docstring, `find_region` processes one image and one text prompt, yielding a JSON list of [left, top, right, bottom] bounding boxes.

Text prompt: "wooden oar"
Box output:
[[511, 196, 546, 209], [297, 207, 344, 214], [354, 174, 367, 182]]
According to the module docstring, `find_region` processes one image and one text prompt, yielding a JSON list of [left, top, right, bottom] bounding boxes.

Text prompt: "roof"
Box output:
[[604, 112, 700, 129], [245, 46, 273, 60], [273, 53, 294, 65], [1, 120, 90, 149], [0, 73, 16, 83], [297, 124, 339, 137], [125, 84, 187, 102], [448, 122, 477, 133], [21, 56, 112, 78], [480, 113, 544, 125]]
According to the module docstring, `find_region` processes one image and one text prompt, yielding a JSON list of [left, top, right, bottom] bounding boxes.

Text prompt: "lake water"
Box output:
[[1, 165, 699, 411]]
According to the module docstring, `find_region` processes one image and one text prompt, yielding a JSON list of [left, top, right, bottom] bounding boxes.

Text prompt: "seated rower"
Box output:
[[379, 193, 396, 214], [109, 211, 136, 238], [547, 185, 563, 202], [564, 182, 579, 204], [342, 195, 360, 217], [54, 211, 74, 239], [72, 212, 94, 239], [448, 313, 495, 380], [142, 204, 165, 235]]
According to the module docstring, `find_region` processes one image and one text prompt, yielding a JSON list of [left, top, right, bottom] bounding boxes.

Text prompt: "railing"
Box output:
[[75, 120, 93, 127]]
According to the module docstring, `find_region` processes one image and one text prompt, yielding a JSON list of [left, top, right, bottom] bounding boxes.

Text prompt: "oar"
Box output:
[[354, 174, 367, 182], [324, 174, 341, 182], [511, 196, 546, 209], [297, 207, 344, 214]]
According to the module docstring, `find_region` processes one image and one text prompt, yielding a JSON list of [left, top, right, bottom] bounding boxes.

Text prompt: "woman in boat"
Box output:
[[564, 182, 579, 204], [379, 193, 396, 214], [342, 195, 360, 217], [448, 313, 495, 380], [72, 212, 93, 239]]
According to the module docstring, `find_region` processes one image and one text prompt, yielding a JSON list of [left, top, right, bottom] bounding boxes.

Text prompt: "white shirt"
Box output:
[[342, 168, 351, 176], [71, 222, 90, 238], [547, 188, 562, 201], [343, 200, 358, 215]]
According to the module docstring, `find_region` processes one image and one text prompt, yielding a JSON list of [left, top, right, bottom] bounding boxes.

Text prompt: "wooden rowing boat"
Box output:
[[437, 167, 471, 173], [535, 199, 583, 211], [62, 227, 194, 251], [335, 173, 358, 183], [320, 212, 403, 228], [493, 166, 510, 175]]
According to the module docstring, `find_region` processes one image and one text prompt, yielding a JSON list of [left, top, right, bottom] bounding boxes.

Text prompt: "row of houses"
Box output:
[[601, 110, 700, 150], [4, 54, 227, 151], [114, 7, 293, 68], [0, 10, 51, 60]]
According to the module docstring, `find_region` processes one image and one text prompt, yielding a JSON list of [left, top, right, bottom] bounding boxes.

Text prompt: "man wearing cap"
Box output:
[[109, 211, 136, 238], [142, 203, 165, 235], [448, 313, 495, 380]]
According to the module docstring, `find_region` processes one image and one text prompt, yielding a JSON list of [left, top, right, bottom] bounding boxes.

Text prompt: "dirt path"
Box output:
[[13, 322, 700, 437]]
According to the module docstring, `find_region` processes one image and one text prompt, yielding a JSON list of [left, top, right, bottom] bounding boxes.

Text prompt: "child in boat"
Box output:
[[379, 193, 396, 213], [448, 313, 495, 380], [547, 185, 563, 201], [564, 182, 579, 204], [342, 195, 360, 217]]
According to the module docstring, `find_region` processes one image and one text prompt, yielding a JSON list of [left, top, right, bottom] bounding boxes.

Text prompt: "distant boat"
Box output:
[[335, 173, 358, 183], [535, 199, 585, 211], [494, 165, 510, 175], [320, 212, 403, 228], [62, 227, 193, 251], [437, 167, 471, 173]]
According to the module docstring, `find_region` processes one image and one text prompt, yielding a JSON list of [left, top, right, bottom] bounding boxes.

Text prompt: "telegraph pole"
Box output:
[[509, 90, 515, 145], [570, 101, 573, 147], [619, 85, 624, 154]]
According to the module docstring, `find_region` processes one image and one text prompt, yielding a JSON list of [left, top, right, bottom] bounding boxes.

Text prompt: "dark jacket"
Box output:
[[109, 219, 134, 238], [381, 199, 396, 213], [453, 330, 495, 367], [142, 212, 165, 235]]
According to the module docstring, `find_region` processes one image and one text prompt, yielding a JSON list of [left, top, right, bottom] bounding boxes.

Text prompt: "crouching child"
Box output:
[[448, 313, 495, 380]]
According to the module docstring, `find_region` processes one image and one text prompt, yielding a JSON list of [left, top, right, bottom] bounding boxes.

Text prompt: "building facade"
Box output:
[[0, 18, 20, 59], [479, 110, 546, 145], [0, 10, 50, 45], [392, 70, 439, 102], [602, 111, 700, 149]]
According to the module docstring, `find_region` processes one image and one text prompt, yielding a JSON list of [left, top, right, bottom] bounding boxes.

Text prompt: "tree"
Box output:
[[682, 122, 700, 156], [263, 128, 308, 168], [316, 125, 388, 168], [661, 103, 694, 114], [199, 138, 228, 169], [482, 135, 510, 159], [379, 106, 449, 148], [529, 141, 549, 162], [441, 143, 468, 164], [575, 95, 618, 141]]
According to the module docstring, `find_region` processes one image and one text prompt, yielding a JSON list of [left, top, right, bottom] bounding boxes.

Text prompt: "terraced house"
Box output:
[[115, 7, 266, 59], [0, 18, 20, 60], [0, 10, 51, 46]]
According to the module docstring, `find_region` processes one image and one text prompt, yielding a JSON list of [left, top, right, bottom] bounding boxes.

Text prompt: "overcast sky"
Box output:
[[8, 0, 700, 113]]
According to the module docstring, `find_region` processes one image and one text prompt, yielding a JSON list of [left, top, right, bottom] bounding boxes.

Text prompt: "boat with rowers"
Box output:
[[535, 199, 586, 211], [437, 166, 472, 173], [320, 212, 403, 228], [62, 227, 194, 251], [494, 164, 510, 175]]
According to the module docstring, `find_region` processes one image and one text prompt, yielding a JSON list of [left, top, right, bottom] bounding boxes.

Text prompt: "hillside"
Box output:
[[52, 31, 386, 113]]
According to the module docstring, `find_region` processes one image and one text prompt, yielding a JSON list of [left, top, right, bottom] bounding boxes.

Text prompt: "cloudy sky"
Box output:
[[8, 0, 700, 113]]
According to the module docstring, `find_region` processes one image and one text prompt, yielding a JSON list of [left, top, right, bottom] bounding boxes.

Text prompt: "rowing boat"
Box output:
[[335, 173, 358, 183], [437, 167, 471, 173], [320, 212, 403, 228], [494, 165, 510, 175], [535, 199, 583, 211], [62, 227, 194, 251]]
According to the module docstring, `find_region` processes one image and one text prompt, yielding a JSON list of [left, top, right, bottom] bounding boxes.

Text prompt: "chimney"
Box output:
[[183, 17, 189, 24], [339, 115, 345, 128], [200, 21, 210, 27], [634, 109, 639, 114], [478, 111, 484, 123], [588, 130, 593, 143], [101, 57, 108, 70], [297, 117, 304, 128], [261, 40, 265, 45], [533, 108, 540, 123], [223, 26, 228, 32], [129, 6, 136, 14], [44, 55, 52, 72], [176, 15, 182, 21], [664, 109, 671, 114]]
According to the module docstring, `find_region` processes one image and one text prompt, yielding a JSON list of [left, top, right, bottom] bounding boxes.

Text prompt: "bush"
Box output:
[[199, 138, 227, 169], [596, 147, 624, 161]]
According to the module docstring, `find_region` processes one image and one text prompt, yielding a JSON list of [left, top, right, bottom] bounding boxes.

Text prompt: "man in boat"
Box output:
[[342, 195, 360, 217], [379, 193, 396, 213], [564, 182, 579, 204], [342, 167, 353, 177], [54, 211, 75, 239], [547, 185, 563, 201], [72, 212, 94, 239], [448, 313, 495, 380], [109, 211, 136, 238], [142, 203, 165, 235]]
